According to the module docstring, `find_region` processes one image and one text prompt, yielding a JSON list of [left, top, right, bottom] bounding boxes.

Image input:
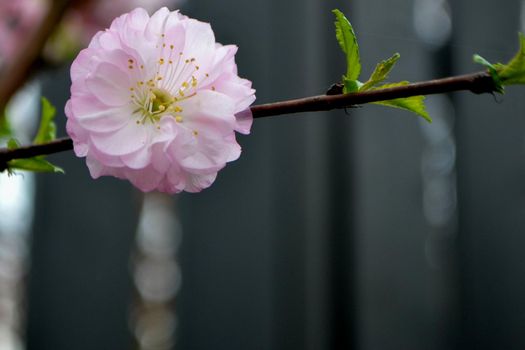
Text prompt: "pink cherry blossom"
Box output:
[[65, 7, 255, 193]]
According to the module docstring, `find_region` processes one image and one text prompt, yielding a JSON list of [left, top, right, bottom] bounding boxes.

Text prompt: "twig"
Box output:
[[0, 138, 72, 172], [251, 71, 495, 117], [0, 70, 497, 170]]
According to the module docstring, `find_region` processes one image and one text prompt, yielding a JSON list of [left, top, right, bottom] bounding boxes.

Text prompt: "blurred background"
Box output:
[[1, 0, 525, 349]]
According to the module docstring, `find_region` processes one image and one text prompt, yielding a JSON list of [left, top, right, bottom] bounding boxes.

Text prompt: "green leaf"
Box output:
[[360, 53, 401, 91], [372, 82, 432, 122], [473, 54, 504, 93], [333, 9, 361, 92], [8, 158, 64, 174], [7, 138, 20, 149], [343, 77, 361, 94], [33, 97, 57, 145], [0, 111, 12, 140], [495, 32, 525, 85], [4, 136, 64, 175]]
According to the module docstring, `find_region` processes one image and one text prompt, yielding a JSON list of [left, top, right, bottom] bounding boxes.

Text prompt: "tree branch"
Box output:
[[0, 0, 73, 110], [0, 70, 497, 171]]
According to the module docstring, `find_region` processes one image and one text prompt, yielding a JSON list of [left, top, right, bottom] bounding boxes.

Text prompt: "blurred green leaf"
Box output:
[[0, 111, 12, 140], [4, 121, 64, 175], [495, 32, 525, 85], [360, 53, 401, 91], [8, 158, 64, 174], [333, 9, 361, 93], [34, 97, 57, 145], [372, 81, 431, 122], [7, 138, 20, 149]]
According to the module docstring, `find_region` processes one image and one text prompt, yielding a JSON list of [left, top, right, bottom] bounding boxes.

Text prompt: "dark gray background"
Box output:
[[23, 0, 525, 349]]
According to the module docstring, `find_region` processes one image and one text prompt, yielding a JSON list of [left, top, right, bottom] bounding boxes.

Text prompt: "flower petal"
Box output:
[[234, 108, 254, 135], [145, 7, 171, 40], [125, 166, 164, 192], [180, 18, 215, 71], [185, 172, 218, 193], [86, 62, 131, 106], [71, 96, 133, 132], [178, 90, 237, 131], [90, 120, 150, 156]]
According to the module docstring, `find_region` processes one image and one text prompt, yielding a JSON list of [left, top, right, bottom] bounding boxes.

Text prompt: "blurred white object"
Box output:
[[132, 193, 182, 350], [413, 0, 452, 49], [0, 83, 40, 350]]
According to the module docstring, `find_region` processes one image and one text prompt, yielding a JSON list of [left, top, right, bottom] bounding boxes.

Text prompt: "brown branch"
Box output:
[[251, 71, 495, 117], [0, 138, 72, 172], [0, 0, 73, 110], [0, 70, 497, 171]]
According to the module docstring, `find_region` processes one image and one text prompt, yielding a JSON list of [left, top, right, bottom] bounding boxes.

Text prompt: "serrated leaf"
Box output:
[[34, 97, 57, 145], [473, 54, 504, 93], [360, 53, 401, 91], [496, 32, 525, 85], [333, 9, 361, 92], [8, 158, 64, 174], [372, 82, 431, 122]]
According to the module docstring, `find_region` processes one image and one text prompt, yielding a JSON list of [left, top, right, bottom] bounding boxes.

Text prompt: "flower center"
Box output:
[[150, 87, 174, 114], [131, 86, 180, 125], [127, 34, 213, 126]]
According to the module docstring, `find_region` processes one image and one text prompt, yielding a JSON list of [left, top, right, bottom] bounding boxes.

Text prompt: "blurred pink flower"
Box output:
[[91, 0, 182, 29], [45, 0, 182, 62], [0, 0, 47, 69], [67, 0, 182, 46], [66, 8, 255, 193]]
